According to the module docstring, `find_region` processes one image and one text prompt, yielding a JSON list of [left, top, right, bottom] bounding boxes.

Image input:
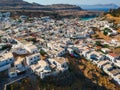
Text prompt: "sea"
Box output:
[[80, 16, 96, 21]]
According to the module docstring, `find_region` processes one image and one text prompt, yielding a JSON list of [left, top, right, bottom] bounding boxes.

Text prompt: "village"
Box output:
[[0, 12, 120, 88]]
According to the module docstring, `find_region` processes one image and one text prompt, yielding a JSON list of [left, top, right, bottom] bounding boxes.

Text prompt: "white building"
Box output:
[[87, 51, 104, 62], [101, 48, 111, 54], [24, 43, 38, 54], [81, 49, 91, 57], [0, 52, 14, 72], [26, 53, 40, 65], [97, 60, 111, 69], [106, 53, 119, 62], [3, 12, 10, 17], [12, 47, 28, 55], [103, 63, 113, 74], [114, 59, 120, 68], [48, 57, 68, 72], [114, 74, 120, 85], [14, 57, 26, 73], [47, 41, 66, 57], [31, 60, 51, 79], [8, 67, 17, 78]]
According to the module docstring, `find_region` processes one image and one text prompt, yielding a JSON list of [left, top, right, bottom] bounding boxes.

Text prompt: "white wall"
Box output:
[[0, 58, 14, 67], [15, 63, 23, 69], [26, 54, 40, 65], [0, 64, 11, 72]]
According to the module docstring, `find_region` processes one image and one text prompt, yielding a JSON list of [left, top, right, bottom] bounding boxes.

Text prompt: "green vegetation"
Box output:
[[39, 49, 47, 56], [109, 8, 120, 17], [103, 30, 108, 36], [102, 44, 109, 48], [17, 19, 22, 23], [103, 28, 111, 36], [95, 41, 110, 48], [95, 41, 101, 46]]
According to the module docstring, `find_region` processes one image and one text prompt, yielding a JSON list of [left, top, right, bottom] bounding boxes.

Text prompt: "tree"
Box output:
[[40, 49, 47, 56], [102, 44, 109, 48], [103, 28, 110, 36], [103, 30, 108, 36], [95, 41, 101, 46]]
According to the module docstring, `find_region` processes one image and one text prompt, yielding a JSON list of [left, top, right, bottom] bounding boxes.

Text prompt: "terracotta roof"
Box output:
[[109, 53, 119, 57]]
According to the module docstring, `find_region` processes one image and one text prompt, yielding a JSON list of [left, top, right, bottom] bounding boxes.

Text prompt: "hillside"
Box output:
[[0, 0, 81, 11], [105, 7, 120, 24], [109, 8, 120, 17], [46, 4, 82, 10], [0, 0, 103, 18], [0, 0, 34, 7]]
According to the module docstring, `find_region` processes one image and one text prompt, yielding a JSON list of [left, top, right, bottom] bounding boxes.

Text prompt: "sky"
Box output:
[[24, 0, 120, 6]]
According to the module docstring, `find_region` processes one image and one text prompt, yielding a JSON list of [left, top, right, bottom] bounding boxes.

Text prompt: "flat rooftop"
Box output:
[[0, 52, 13, 61], [14, 56, 25, 65], [54, 57, 66, 64], [109, 68, 120, 76]]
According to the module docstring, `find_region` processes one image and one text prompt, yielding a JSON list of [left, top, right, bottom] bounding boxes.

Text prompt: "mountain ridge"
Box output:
[[78, 3, 119, 12], [0, 0, 103, 19], [0, 0, 82, 11]]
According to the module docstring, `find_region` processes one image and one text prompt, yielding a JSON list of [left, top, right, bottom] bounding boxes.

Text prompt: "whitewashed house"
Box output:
[[0, 52, 14, 72], [12, 47, 28, 55], [108, 69, 120, 78], [114, 59, 120, 68], [86, 51, 104, 62], [14, 57, 26, 73], [97, 60, 111, 69], [114, 74, 120, 85], [101, 48, 111, 54], [57, 48, 66, 57], [3, 12, 10, 17], [106, 53, 120, 62], [8, 67, 17, 78], [81, 49, 91, 57], [103, 63, 113, 74], [24, 44, 38, 54], [26, 53, 40, 65], [48, 57, 68, 72], [30, 60, 51, 79]]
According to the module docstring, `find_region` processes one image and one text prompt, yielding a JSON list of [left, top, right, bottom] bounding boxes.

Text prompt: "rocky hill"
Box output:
[[0, 0, 32, 6], [0, 0, 81, 11], [0, 0, 102, 18], [109, 7, 120, 17]]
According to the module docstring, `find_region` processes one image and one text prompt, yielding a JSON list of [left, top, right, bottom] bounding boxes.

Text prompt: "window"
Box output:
[[10, 58, 12, 61], [37, 56, 39, 58], [6, 60, 9, 64], [53, 61, 57, 65]]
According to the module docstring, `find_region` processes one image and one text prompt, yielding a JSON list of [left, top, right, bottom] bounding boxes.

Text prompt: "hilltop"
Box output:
[[0, 0, 81, 11], [109, 7, 120, 17], [0, 0, 102, 18], [105, 7, 120, 24]]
